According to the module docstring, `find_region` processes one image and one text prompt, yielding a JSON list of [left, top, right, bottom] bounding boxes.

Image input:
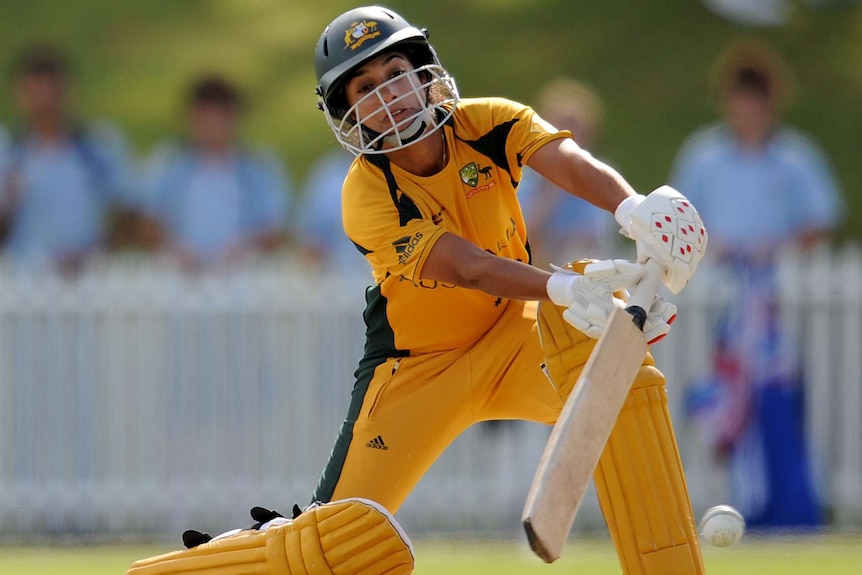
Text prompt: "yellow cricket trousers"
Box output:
[[312, 298, 704, 575], [313, 299, 556, 512]]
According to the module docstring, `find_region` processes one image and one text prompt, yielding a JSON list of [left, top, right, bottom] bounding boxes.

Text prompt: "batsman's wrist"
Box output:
[[614, 193, 645, 235], [547, 271, 578, 307]]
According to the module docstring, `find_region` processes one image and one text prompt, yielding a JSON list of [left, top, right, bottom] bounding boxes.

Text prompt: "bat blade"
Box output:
[[522, 307, 646, 562], [523, 260, 663, 562]]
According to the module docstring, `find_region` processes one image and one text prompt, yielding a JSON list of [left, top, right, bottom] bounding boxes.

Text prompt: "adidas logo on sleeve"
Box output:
[[365, 435, 389, 450]]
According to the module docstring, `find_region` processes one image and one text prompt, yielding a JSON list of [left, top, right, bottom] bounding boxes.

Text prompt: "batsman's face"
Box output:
[[344, 52, 426, 134]]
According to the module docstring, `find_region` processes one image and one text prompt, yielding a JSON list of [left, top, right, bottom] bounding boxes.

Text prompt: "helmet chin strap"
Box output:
[[381, 108, 435, 148]]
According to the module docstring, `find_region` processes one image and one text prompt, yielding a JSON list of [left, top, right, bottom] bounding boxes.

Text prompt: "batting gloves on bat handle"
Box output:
[[614, 185, 708, 294], [547, 259, 677, 345]]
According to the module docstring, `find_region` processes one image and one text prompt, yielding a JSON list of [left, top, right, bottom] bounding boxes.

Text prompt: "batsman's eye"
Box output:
[[355, 82, 373, 95]]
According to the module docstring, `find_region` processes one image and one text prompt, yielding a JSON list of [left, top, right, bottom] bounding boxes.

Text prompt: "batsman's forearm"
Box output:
[[466, 255, 553, 302], [563, 150, 637, 214], [421, 232, 552, 301], [528, 138, 637, 214]]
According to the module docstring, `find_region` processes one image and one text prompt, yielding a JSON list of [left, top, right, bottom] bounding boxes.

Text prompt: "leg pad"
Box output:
[[126, 499, 415, 575], [594, 372, 705, 575]]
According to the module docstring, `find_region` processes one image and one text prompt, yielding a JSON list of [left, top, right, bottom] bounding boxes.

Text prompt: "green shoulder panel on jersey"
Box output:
[[312, 283, 408, 504], [352, 240, 372, 256], [367, 153, 423, 227]]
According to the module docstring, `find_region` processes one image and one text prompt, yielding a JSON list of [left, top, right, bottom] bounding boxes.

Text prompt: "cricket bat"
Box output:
[[522, 259, 664, 563]]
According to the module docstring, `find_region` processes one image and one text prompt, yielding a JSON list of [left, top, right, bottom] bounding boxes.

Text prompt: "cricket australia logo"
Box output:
[[344, 20, 380, 50], [459, 162, 496, 199]]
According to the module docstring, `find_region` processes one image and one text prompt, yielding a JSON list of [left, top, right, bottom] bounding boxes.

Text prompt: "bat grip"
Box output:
[[625, 259, 663, 331]]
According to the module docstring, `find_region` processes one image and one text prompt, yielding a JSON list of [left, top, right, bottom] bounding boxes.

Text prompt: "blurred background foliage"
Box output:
[[0, 0, 858, 238]]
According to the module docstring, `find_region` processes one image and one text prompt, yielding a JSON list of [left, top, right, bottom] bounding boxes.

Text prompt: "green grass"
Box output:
[[2, 534, 861, 574]]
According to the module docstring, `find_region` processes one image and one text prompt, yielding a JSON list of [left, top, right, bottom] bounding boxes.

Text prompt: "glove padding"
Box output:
[[615, 185, 708, 294], [636, 294, 677, 345], [546, 258, 643, 309], [548, 259, 677, 345]]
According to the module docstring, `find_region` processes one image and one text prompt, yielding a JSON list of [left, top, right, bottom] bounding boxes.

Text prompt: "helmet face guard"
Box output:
[[321, 63, 458, 156], [314, 6, 460, 155]]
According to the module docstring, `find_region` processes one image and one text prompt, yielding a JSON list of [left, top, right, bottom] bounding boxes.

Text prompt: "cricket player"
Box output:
[[128, 6, 707, 575]]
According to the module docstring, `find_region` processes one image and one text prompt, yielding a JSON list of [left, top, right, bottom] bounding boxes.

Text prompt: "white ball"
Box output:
[[699, 505, 745, 547]]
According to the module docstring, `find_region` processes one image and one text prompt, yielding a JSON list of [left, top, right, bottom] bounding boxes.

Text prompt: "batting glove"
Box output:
[[615, 186, 708, 294], [546, 259, 677, 344], [547, 259, 640, 308], [641, 295, 677, 344]]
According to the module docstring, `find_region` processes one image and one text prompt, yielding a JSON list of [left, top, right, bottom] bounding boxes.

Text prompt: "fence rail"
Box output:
[[0, 247, 860, 539]]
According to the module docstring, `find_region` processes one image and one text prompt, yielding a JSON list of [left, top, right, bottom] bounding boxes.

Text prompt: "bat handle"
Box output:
[[625, 259, 664, 331]]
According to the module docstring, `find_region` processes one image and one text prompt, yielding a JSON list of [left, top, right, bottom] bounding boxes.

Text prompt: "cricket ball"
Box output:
[[699, 504, 745, 547]]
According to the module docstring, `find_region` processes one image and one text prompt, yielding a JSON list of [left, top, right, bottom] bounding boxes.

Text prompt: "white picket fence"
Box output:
[[0, 246, 860, 540], [654, 244, 862, 529]]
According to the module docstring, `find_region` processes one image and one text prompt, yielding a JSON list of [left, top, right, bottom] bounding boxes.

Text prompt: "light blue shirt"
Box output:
[[518, 168, 611, 240], [670, 123, 842, 257], [293, 148, 369, 278], [142, 143, 290, 262], [0, 122, 133, 267], [517, 166, 616, 263]]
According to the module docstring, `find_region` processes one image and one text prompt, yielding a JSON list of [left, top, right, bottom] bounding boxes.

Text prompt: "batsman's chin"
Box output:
[[379, 114, 432, 149], [392, 110, 426, 133]]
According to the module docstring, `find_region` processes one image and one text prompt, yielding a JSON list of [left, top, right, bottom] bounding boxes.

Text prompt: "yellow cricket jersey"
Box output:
[[342, 97, 570, 355]]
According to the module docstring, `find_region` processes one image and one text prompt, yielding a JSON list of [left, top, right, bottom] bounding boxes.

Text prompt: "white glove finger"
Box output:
[[609, 259, 645, 279], [644, 296, 677, 344], [577, 277, 613, 303], [606, 265, 643, 292], [583, 259, 644, 289], [618, 226, 634, 240], [584, 302, 611, 326], [649, 296, 677, 325], [644, 320, 671, 345], [582, 259, 619, 280], [563, 308, 603, 339]]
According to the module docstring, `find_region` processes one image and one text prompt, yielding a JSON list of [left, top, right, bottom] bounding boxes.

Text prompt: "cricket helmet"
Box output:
[[314, 6, 459, 155]]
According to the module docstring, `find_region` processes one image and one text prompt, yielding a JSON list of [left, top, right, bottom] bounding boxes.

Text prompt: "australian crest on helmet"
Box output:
[[344, 20, 380, 51]]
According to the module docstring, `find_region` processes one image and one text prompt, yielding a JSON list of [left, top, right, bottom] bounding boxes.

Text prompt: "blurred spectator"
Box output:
[[292, 147, 369, 280], [672, 40, 842, 529], [0, 123, 8, 160], [0, 44, 135, 275], [700, 0, 792, 26], [517, 78, 616, 268], [140, 73, 290, 272], [701, 0, 859, 27]]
